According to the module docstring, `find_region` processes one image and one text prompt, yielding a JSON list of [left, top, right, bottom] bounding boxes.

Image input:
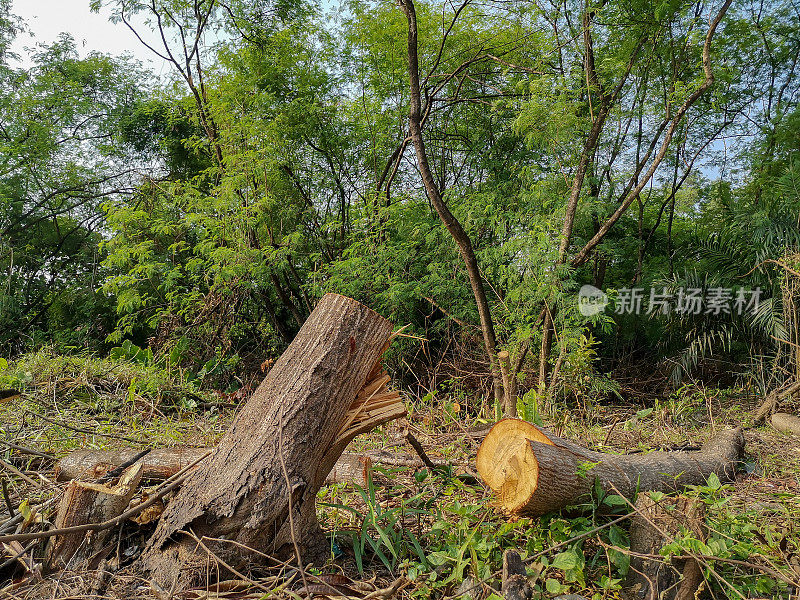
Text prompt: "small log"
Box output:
[[625, 495, 706, 600], [45, 464, 143, 572], [55, 447, 209, 482], [476, 419, 744, 515], [752, 380, 800, 423], [771, 412, 800, 436], [56, 448, 374, 487]]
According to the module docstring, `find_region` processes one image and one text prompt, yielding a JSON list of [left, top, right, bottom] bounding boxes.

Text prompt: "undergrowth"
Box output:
[[0, 350, 798, 598]]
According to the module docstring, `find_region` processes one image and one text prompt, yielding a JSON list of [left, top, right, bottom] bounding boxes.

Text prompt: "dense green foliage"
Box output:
[[1, 0, 799, 401]]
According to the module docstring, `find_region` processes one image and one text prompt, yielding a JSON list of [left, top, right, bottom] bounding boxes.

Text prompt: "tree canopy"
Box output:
[[1, 0, 799, 401]]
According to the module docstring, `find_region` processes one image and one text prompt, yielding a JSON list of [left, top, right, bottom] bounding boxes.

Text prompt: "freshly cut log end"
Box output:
[[477, 419, 744, 516], [476, 419, 553, 513]]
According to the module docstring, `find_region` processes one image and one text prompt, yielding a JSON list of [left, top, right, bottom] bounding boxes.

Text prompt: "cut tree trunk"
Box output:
[[476, 419, 744, 515], [45, 463, 143, 572], [625, 495, 706, 600], [55, 448, 374, 487], [141, 294, 406, 590]]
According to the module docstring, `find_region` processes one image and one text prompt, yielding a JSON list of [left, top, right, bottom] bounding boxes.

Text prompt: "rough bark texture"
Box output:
[[54, 447, 208, 482], [625, 496, 706, 600], [45, 464, 142, 572], [477, 419, 744, 515], [55, 448, 374, 487], [141, 293, 405, 590]]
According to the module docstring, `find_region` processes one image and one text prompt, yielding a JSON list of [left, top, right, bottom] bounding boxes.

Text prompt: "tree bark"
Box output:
[[45, 464, 143, 572], [140, 293, 405, 590], [625, 495, 707, 600], [398, 0, 504, 408], [55, 447, 375, 488], [537, 10, 644, 386], [476, 419, 744, 516]]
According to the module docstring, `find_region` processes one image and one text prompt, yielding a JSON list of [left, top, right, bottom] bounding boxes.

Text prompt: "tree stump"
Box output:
[[476, 419, 744, 515], [141, 294, 405, 589], [45, 463, 143, 572], [625, 495, 707, 600]]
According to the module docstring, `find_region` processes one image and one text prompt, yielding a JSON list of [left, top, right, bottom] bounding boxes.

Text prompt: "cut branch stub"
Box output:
[[141, 294, 405, 590], [45, 463, 143, 572], [477, 419, 744, 515]]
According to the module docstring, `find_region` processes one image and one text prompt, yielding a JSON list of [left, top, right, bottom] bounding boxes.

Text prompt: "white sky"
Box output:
[[10, 0, 169, 75]]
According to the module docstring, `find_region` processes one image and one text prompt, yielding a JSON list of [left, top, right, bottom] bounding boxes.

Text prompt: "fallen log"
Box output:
[[56, 448, 377, 488], [476, 419, 744, 515], [54, 447, 209, 482], [771, 412, 800, 436], [45, 463, 143, 572], [141, 294, 406, 590], [752, 380, 800, 423]]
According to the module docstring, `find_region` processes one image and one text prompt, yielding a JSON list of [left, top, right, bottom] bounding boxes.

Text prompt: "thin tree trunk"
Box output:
[[271, 272, 304, 329], [398, 0, 503, 406], [538, 7, 638, 385], [570, 0, 733, 267]]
